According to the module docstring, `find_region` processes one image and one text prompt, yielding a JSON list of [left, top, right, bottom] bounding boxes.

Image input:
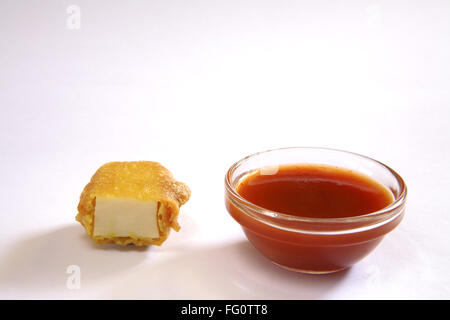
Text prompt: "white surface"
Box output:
[[0, 0, 449, 299]]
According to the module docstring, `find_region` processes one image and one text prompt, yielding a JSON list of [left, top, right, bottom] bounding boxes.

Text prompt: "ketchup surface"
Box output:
[[236, 164, 393, 219]]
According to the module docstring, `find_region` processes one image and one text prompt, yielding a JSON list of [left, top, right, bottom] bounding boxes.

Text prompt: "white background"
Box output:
[[0, 0, 449, 299]]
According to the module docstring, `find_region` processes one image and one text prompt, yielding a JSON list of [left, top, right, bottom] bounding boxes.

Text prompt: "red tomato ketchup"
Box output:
[[225, 156, 407, 274]]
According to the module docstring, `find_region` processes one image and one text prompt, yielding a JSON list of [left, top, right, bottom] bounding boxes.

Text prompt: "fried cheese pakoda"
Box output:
[[76, 161, 190, 246]]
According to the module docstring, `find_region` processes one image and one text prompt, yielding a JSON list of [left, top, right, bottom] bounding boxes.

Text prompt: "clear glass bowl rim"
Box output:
[[225, 146, 407, 225]]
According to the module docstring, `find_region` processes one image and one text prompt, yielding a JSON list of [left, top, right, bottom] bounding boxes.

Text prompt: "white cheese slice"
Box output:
[[93, 197, 160, 238]]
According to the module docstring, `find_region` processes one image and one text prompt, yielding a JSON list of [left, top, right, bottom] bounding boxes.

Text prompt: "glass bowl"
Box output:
[[224, 147, 407, 274]]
